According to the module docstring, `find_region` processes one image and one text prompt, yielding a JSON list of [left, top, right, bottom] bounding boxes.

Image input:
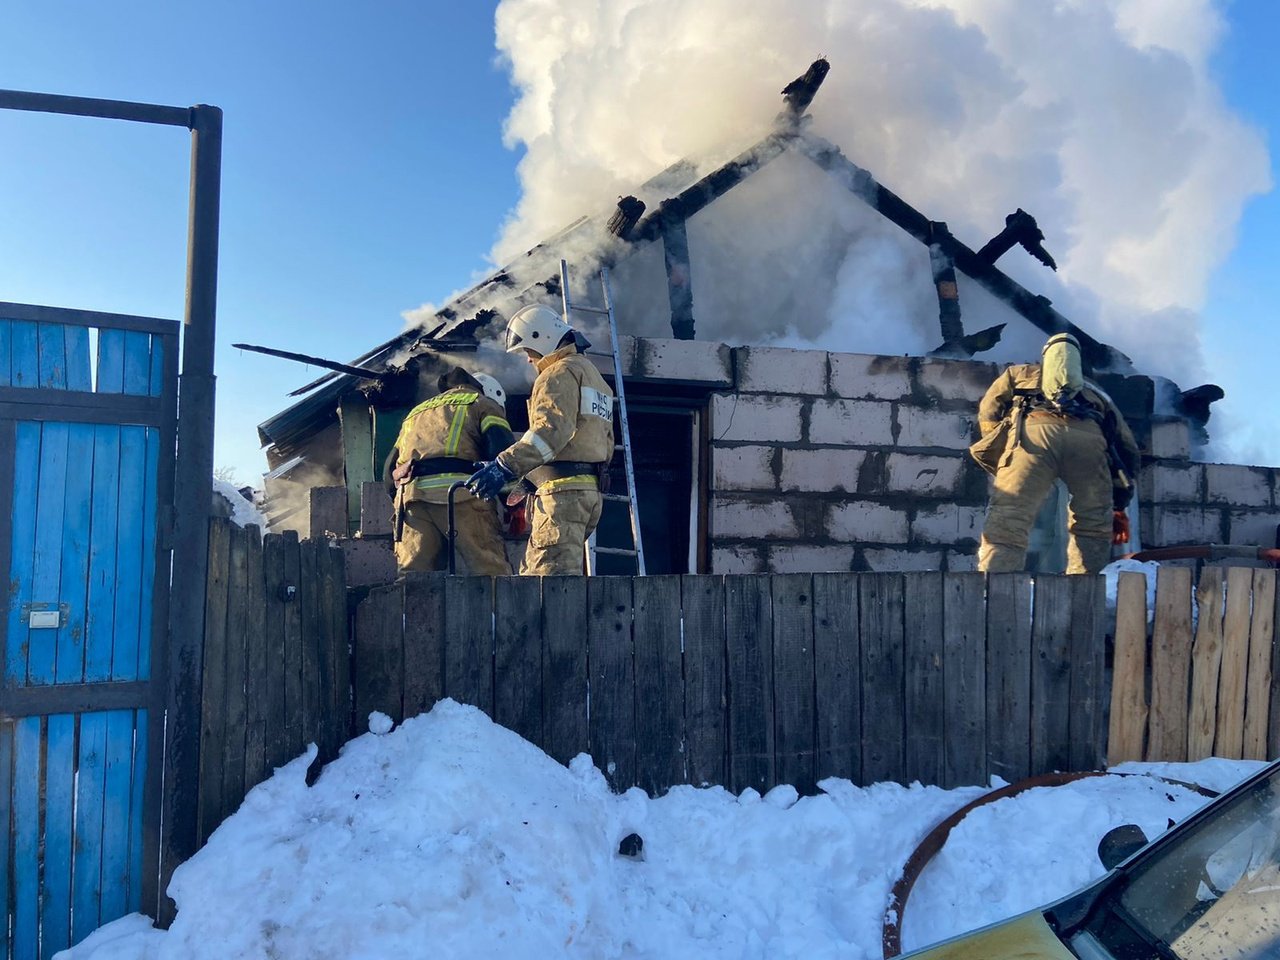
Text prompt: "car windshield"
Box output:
[[1113, 766, 1280, 960]]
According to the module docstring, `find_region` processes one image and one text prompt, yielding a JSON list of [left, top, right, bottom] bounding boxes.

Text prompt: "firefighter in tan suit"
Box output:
[[466, 304, 614, 576], [386, 367, 514, 575], [975, 332, 1139, 574]]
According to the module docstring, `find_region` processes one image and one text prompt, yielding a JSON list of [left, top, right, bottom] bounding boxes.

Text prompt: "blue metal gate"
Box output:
[[0, 303, 176, 959]]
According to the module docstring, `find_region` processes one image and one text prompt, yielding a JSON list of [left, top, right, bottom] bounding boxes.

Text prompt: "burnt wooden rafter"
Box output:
[[794, 132, 1132, 373]]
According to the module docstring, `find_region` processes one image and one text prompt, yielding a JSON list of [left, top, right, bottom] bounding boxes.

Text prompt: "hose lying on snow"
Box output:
[[1121, 544, 1280, 564], [881, 771, 1220, 958]]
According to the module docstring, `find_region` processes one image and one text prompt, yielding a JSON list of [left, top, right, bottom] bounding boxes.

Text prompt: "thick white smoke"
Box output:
[[490, 0, 1269, 388]]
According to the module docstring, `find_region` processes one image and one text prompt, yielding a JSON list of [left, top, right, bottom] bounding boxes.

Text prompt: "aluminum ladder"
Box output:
[[558, 259, 646, 575]]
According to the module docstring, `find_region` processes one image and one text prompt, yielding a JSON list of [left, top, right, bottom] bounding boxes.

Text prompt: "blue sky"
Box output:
[[0, 0, 1276, 481]]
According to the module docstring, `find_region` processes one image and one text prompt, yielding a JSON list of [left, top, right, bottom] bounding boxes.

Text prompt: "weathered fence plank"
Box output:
[[944, 573, 986, 787], [444, 577, 493, 715], [281, 532, 305, 759], [1149, 566, 1194, 762], [403, 574, 446, 720], [318, 540, 349, 761], [588, 577, 635, 791], [221, 525, 250, 824], [1031, 575, 1072, 773], [1188, 568, 1225, 761], [297, 538, 321, 755], [634, 576, 684, 795], [1108, 572, 1149, 765], [262, 534, 290, 770], [493, 576, 542, 747], [682, 575, 726, 788], [1067, 575, 1105, 772], [242, 527, 268, 785], [1216, 567, 1252, 759], [860, 574, 905, 785], [1272, 571, 1280, 761], [726, 575, 773, 794], [772, 574, 816, 795], [542, 578, 588, 766], [987, 573, 1033, 781], [353, 582, 403, 726], [1244, 570, 1275, 761], [197, 518, 230, 844], [902, 573, 944, 786], [813, 573, 858, 785]]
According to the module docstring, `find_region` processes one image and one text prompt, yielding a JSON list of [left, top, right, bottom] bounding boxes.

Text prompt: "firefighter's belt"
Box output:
[[1026, 409, 1087, 423], [401, 456, 476, 478], [525, 461, 603, 489]]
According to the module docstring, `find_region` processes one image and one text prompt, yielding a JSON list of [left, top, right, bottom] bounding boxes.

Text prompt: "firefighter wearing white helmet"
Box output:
[[385, 366, 514, 575], [972, 332, 1139, 574], [467, 303, 615, 576]]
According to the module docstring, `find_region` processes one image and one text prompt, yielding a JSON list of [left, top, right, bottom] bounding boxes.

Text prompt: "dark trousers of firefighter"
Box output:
[[520, 489, 602, 576], [978, 417, 1113, 574], [396, 498, 512, 575]]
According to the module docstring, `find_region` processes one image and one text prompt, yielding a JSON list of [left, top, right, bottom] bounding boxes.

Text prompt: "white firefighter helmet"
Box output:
[[472, 372, 507, 407], [505, 303, 572, 357]]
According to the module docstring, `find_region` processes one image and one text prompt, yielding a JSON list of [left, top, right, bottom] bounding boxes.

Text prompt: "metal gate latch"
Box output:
[[21, 602, 68, 628]]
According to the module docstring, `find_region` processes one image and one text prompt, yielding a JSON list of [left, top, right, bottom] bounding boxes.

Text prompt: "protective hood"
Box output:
[[1041, 333, 1083, 406]]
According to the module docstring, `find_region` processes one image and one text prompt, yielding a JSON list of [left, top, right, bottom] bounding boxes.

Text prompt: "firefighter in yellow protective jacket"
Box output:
[[975, 332, 1140, 574], [386, 367, 514, 575], [465, 304, 614, 576]]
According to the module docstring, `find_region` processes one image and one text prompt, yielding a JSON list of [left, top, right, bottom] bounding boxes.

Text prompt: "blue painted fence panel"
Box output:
[[36, 323, 67, 389], [148, 334, 164, 397], [42, 714, 77, 957], [72, 712, 109, 943], [0, 320, 11, 388], [139, 428, 159, 679], [112, 428, 147, 681], [10, 322, 38, 387], [86, 426, 122, 682], [129, 709, 149, 913], [11, 718, 40, 959], [100, 710, 137, 923], [96, 329, 126, 394], [122, 332, 150, 396], [0, 720, 11, 960], [56, 425, 94, 684], [64, 325, 92, 392], [29, 422, 69, 685], [5, 423, 40, 684]]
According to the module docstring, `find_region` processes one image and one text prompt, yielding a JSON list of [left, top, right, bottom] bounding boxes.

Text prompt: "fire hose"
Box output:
[[881, 771, 1219, 958], [1120, 544, 1280, 565]]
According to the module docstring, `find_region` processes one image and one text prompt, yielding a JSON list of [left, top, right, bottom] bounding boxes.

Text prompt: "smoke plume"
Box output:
[[489, 0, 1269, 388]]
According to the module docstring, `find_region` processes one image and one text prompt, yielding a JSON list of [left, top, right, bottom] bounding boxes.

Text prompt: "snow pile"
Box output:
[[60, 700, 1259, 960], [212, 477, 268, 531]]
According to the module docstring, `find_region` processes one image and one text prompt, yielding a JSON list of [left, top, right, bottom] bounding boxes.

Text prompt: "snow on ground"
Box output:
[[60, 700, 1262, 960], [212, 477, 268, 530]]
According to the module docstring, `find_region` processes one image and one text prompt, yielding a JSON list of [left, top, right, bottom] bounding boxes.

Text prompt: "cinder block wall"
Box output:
[[695, 343, 1280, 574], [708, 348, 995, 573]]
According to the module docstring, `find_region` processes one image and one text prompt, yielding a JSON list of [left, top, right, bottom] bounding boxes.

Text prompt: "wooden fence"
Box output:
[[194, 519, 348, 845], [353, 571, 1108, 795], [1109, 567, 1280, 764]]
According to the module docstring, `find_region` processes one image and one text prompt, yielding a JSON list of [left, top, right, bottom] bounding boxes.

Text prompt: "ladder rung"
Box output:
[[593, 546, 638, 556], [614, 444, 625, 451], [569, 305, 611, 315], [602, 493, 632, 502]]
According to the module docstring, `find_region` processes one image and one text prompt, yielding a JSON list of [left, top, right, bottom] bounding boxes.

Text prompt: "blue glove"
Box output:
[[466, 460, 515, 500]]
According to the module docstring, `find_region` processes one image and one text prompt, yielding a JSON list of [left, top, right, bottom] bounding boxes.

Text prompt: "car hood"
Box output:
[[902, 911, 1074, 960]]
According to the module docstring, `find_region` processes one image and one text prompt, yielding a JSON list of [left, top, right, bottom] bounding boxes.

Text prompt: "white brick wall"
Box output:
[[1227, 510, 1280, 547], [712, 446, 778, 491], [712, 498, 798, 539], [886, 454, 965, 497], [863, 547, 944, 571], [809, 398, 894, 446], [711, 544, 765, 574], [1205, 464, 1272, 508], [711, 394, 803, 443], [829, 352, 911, 400], [1151, 506, 1224, 546], [1147, 418, 1190, 460], [826, 501, 909, 543], [737, 346, 828, 395], [780, 449, 866, 492], [911, 504, 986, 543], [915, 359, 996, 401], [767, 543, 856, 573], [634, 337, 733, 385], [895, 406, 974, 450], [1139, 463, 1203, 504]]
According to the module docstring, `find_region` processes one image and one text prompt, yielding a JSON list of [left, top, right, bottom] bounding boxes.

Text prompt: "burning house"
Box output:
[[253, 61, 1280, 579]]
